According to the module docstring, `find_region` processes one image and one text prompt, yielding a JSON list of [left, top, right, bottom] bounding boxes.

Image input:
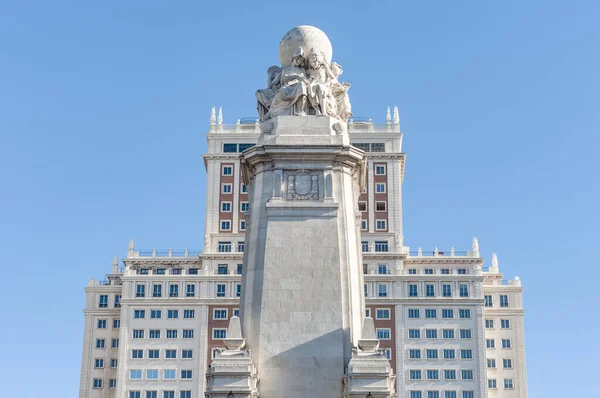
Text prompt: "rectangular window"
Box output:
[[96, 338, 106, 348], [444, 370, 456, 380], [236, 284, 241, 297], [218, 241, 232, 252], [241, 183, 247, 193], [129, 369, 142, 380], [163, 369, 176, 380], [409, 370, 422, 380], [457, 268, 467, 275], [378, 284, 387, 297], [149, 329, 160, 339], [443, 349, 455, 359], [134, 310, 145, 319], [171, 268, 182, 275], [442, 309, 454, 319], [166, 329, 178, 338], [442, 329, 455, 339], [376, 328, 391, 339], [375, 183, 386, 193], [109, 379, 116, 388], [485, 319, 494, 329], [408, 329, 421, 339], [110, 358, 118, 368], [376, 308, 391, 319], [182, 349, 193, 359], [502, 339, 512, 349], [184, 310, 195, 319], [462, 392, 474, 398], [240, 220, 246, 231], [188, 268, 199, 275], [148, 349, 159, 359], [488, 379, 497, 389], [223, 143, 237, 153], [503, 358, 513, 369], [459, 309, 471, 319], [460, 349, 473, 359], [130, 391, 141, 398], [168, 310, 179, 319], [240, 201, 249, 212], [409, 284, 418, 297], [410, 392, 422, 398], [444, 392, 456, 398], [156, 268, 166, 275], [218, 264, 228, 274], [237, 242, 245, 252], [165, 349, 177, 359], [376, 220, 387, 230], [146, 392, 158, 398], [460, 329, 472, 339], [150, 310, 161, 319], [135, 284, 145, 298], [428, 393, 439, 398], [221, 202, 232, 212], [425, 329, 438, 339], [221, 184, 232, 194], [485, 295, 493, 307], [132, 329, 144, 339], [440, 268, 450, 274], [152, 284, 162, 297], [425, 309, 437, 319], [114, 295, 121, 308], [487, 358, 496, 368], [358, 201, 367, 212], [501, 319, 511, 329], [132, 349, 143, 359], [442, 284, 452, 297], [377, 264, 388, 274], [94, 358, 104, 368], [111, 338, 119, 348], [461, 370, 473, 380], [238, 143, 254, 152], [459, 284, 469, 297], [408, 268, 417, 274], [234, 308, 240, 317], [186, 284, 195, 297], [213, 329, 227, 339], [97, 319, 107, 329], [364, 284, 368, 297], [424, 268, 434, 275], [99, 295, 108, 308], [409, 349, 421, 359], [426, 349, 438, 359], [425, 284, 435, 297], [93, 379, 103, 388], [504, 379, 514, 389], [500, 295, 509, 307], [361, 241, 369, 252], [214, 309, 228, 319], [361, 220, 367, 230], [220, 220, 231, 231], [217, 284, 226, 297], [222, 166, 233, 175], [427, 370, 439, 380], [375, 241, 388, 252], [486, 339, 495, 348], [169, 284, 179, 297], [183, 329, 194, 339], [375, 165, 386, 175], [408, 309, 420, 319]]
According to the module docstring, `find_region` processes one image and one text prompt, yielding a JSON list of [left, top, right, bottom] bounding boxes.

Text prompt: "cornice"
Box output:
[[405, 258, 484, 265], [119, 298, 240, 306]]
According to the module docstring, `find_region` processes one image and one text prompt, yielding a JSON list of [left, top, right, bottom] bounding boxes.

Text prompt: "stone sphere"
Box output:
[[278, 25, 333, 67]]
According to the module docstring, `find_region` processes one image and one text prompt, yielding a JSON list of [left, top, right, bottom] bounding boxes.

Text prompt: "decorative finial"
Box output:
[[112, 254, 118, 266], [492, 253, 498, 267], [128, 238, 134, 256], [393, 106, 400, 125], [210, 107, 216, 125], [472, 237, 479, 252], [223, 316, 245, 351], [218, 107, 223, 125], [358, 316, 379, 352], [386, 106, 391, 124]]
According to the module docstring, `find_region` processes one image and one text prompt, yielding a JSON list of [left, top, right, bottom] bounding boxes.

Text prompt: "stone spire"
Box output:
[[472, 237, 480, 257], [393, 106, 400, 125], [111, 254, 119, 273], [490, 253, 499, 272], [218, 107, 223, 125], [128, 238, 135, 257], [210, 107, 216, 125], [386, 106, 391, 124]]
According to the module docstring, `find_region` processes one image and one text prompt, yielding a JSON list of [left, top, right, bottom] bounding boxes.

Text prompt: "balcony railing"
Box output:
[[137, 249, 202, 258]]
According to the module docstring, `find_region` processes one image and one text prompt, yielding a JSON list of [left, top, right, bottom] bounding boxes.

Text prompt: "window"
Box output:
[[146, 392, 158, 398], [488, 379, 497, 389], [149, 329, 160, 339], [213, 329, 227, 339], [223, 143, 237, 153], [180, 369, 193, 379], [376, 308, 390, 319], [188, 268, 199, 275], [487, 358, 496, 368], [501, 319, 511, 329], [134, 310, 145, 319], [442, 309, 454, 319], [240, 220, 246, 231], [186, 284, 195, 297], [110, 358, 118, 368], [442, 329, 455, 339], [364, 284, 368, 297], [168, 310, 179, 319], [442, 284, 452, 297], [165, 349, 177, 359], [459, 284, 469, 297], [183, 329, 194, 338], [109, 379, 116, 388], [241, 201, 249, 212], [135, 284, 145, 298], [375, 183, 386, 193], [457, 268, 467, 275], [220, 220, 231, 231], [425, 284, 435, 297], [214, 309, 228, 319], [378, 284, 387, 297], [132, 349, 143, 359], [114, 295, 121, 308], [133, 329, 144, 339], [236, 284, 241, 297], [427, 370, 439, 380], [376, 328, 391, 339], [217, 284, 226, 297], [408, 268, 417, 275], [408, 329, 421, 339], [163, 369, 176, 380], [167, 329, 178, 339], [485, 295, 493, 307], [409, 370, 422, 380], [221, 183, 232, 194], [410, 392, 422, 398], [409, 284, 418, 297], [146, 369, 159, 380], [130, 391, 142, 398], [376, 220, 387, 230], [502, 339, 512, 349], [94, 358, 104, 368], [503, 358, 513, 369], [460, 329, 472, 339], [156, 268, 166, 275], [459, 309, 471, 319], [428, 393, 440, 398], [97, 319, 107, 329], [234, 308, 240, 317], [238, 143, 254, 152], [375, 165, 386, 175], [358, 202, 367, 212], [461, 370, 473, 380], [426, 349, 438, 359], [504, 379, 514, 389], [150, 310, 161, 319], [171, 268, 182, 275], [93, 378, 103, 388], [152, 284, 162, 297], [375, 241, 388, 252], [218, 241, 232, 252], [409, 349, 421, 359], [99, 295, 108, 308], [96, 338, 106, 348], [441, 268, 450, 274], [221, 202, 232, 212], [424, 268, 434, 275], [111, 338, 119, 348], [462, 392, 474, 398], [184, 310, 195, 319], [444, 370, 456, 380], [361, 241, 369, 252], [169, 284, 179, 297], [425, 329, 438, 339], [180, 392, 192, 398], [425, 309, 437, 319], [443, 349, 455, 359], [444, 392, 456, 398], [371, 142, 385, 152], [460, 349, 473, 359], [241, 183, 247, 193], [408, 309, 420, 319], [377, 264, 388, 275], [361, 220, 367, 230], [182, 349, 193, 359], [218, 264, 228, 275], [148, 349, 159, 359], [486, 339, 495, 349], [485, 319, 494, 329], [130, 369, 142, 380], [222, 166, 233, 176], [500, 295, 509, 307]]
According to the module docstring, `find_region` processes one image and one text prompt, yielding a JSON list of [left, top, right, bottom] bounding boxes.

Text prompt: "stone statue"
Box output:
[[263, 47, 309, 120], [256, 65, 282, 122], [307, 48, 335, 117], [329, 62, 352, 121]]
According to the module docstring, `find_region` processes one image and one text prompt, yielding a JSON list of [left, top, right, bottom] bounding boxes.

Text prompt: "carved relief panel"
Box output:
[[285, 170, 320, 200]]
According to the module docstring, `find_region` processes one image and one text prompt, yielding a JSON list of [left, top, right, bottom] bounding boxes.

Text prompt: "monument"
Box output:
[[205, 26, 395, 398]]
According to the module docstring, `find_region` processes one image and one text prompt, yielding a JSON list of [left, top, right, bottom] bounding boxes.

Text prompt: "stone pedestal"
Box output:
[[239, 116, 367, 398]]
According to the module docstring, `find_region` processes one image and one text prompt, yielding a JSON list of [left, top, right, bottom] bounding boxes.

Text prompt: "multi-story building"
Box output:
[[79, 109, 527, 398]]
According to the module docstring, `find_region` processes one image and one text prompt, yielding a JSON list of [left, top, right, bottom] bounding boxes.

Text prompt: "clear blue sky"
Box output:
[[1, 0, 598, 396]]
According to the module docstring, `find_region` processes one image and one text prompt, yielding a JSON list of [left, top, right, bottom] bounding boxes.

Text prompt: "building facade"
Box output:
[[79, 110, 527, 398]]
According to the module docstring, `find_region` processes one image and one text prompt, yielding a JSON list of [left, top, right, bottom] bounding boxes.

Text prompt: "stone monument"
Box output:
[[205, 25, 394, 398]]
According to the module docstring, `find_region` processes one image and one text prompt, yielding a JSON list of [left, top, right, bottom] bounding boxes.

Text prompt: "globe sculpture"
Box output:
[[278, 25, 333, 67]]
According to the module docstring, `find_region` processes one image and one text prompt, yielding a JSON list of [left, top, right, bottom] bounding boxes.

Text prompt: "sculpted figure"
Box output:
[[329, 62, 352, 121], [256, 65, 282, 122], [307, 48, 335, 117], [264, 48, 309, 120]]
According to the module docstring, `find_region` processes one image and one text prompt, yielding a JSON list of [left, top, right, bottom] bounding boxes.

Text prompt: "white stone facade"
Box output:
[[79, 111, 527, 398]]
